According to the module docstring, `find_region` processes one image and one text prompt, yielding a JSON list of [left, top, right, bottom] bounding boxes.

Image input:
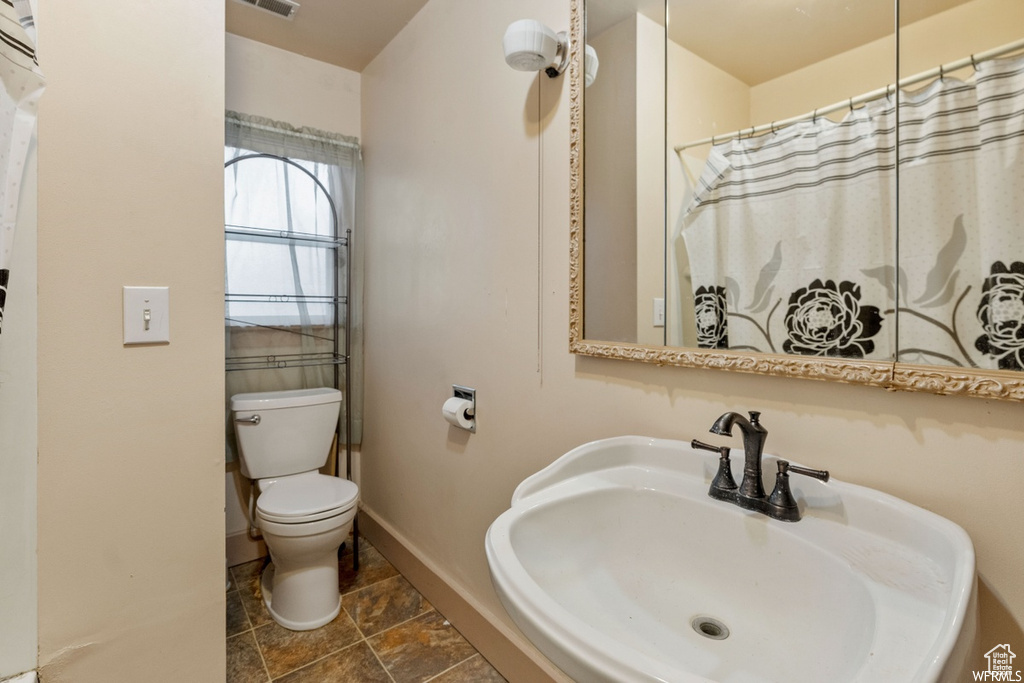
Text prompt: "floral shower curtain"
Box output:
[[0, 0, 43, 335], [677, 53, 1024, 370], [678, 97, 897, 359], [897, 54, 1024, 370]]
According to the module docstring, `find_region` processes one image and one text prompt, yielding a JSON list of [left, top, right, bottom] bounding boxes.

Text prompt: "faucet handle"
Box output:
[[784, 461, 829, 483], [691, 439, 723, 454], [767, 460, 829, 522], [693, 440, 738, 502]]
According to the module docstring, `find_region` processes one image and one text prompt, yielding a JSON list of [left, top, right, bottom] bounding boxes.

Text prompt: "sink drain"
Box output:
[[691, 616, 730, 640]]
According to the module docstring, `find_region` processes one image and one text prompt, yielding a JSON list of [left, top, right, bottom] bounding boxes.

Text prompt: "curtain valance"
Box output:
[[225, 110, 361, 168]]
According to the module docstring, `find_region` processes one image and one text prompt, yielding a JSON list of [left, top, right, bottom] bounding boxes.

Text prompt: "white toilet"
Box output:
[[231, 387, 359, 631]]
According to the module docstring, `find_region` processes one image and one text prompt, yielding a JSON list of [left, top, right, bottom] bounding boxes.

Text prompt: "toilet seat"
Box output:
[[256, 473, 358, 524]]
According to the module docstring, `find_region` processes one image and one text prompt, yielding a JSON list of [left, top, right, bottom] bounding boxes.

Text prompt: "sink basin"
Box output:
[[485, 436, 977, 683]]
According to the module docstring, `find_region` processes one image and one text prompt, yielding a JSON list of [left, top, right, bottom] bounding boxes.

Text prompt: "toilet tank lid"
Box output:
[[231, 387, 342, 412]]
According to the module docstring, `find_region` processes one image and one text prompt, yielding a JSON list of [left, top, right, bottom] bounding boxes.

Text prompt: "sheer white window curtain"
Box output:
[[224, 111, 364, 453]]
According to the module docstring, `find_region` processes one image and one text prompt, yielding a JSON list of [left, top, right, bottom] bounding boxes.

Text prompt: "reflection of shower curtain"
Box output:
[[679, 98, 897, 360], [898, 55, 1024, 370], [678, 53, 1024, 368], [0, 0, 44, 334]]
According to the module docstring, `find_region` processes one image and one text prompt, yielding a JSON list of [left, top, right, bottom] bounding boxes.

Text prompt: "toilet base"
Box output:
[[261, 562, 341, 631]]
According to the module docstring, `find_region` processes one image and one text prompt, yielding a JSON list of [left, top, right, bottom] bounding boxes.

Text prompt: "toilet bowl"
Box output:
[[231, 387, 359, 631], [255, 471, 358, 629]]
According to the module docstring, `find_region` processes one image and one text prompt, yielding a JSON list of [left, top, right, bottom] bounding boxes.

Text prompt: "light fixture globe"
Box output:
[[584, 44, 599, 87], [503, 19, 558, 72]]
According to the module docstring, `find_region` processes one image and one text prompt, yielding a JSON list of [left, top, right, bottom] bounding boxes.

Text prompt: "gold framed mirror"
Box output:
[[568, 0, 1024, 402]]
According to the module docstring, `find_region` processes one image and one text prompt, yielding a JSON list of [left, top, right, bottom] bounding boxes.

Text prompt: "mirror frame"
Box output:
[[567, 0, 1024, 402]]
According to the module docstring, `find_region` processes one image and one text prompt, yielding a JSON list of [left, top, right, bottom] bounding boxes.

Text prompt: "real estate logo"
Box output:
[[973, 644, 1021, 681]]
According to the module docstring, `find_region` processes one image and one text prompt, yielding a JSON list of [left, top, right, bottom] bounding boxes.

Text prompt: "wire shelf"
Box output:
[[225, 224, 348, 247], [226, 352, 347, 372], [225, 293, 348, 305]]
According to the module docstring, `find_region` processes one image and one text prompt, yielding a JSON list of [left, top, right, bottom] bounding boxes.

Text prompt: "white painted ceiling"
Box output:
[[225, 0, 431, 72], [226, 0, 974, 81]]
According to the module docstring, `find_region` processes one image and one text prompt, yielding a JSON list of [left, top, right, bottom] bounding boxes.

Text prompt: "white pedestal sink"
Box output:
[[486, 436, 977, 683]]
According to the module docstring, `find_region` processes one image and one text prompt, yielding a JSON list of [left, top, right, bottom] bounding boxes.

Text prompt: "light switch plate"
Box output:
[[123, 286, 170, 345], [653, 297, 665, 328]]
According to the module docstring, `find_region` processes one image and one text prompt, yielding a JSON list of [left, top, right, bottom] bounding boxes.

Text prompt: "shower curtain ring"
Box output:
[[849, 97, 855, 113], [771, 121, 777, 134], [812, 108, 818, 123], [939, 64, 945, 81], [970, 54, 978, 71]]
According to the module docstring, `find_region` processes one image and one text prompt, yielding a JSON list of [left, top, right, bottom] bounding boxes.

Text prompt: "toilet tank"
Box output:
[[231, 387, 342, 480]]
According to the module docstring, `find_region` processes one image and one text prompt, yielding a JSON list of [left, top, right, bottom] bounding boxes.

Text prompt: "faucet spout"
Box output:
[[709, 411, 768, 511]]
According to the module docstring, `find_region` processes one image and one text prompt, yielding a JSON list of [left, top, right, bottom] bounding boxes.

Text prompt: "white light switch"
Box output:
[[123, 286, 170, 345], [653, 297, 665, 328]]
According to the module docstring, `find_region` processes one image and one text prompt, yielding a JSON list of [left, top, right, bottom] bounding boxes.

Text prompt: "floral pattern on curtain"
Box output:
[[0, 0, 44, 334]]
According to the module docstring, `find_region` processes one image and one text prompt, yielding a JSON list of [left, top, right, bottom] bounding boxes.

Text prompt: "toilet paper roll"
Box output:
[[442, 397, 475, 431]]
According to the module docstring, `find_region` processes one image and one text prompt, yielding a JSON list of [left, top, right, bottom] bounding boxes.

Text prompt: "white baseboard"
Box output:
[[357, 507, 571, 683]]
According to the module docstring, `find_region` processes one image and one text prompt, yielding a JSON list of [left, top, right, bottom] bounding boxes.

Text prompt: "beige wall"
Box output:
[[34, 1, 226, 680], [750, 30, 894, 125], [901, 0, 1024, 79], [362, 1, 1023, 680], [583, 17, 637, 343], [583, 13, 665, 347], [226, 33, 361, 135], [634, 14, 665, 347]]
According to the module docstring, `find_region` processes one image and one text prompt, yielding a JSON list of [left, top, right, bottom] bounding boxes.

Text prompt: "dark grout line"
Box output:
[[423, 653, 480, 682]]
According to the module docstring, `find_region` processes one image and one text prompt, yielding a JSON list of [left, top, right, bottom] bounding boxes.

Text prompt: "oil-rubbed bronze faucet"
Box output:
[[710, 411, 770, 512], [692, 411, 829, 522]]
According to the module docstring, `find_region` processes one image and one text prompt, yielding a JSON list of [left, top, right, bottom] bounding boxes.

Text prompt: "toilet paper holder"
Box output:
[[451, 384, 476, 433]]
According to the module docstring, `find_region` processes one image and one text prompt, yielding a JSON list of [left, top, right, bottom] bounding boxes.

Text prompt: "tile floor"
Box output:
[[227, 537, 508, 683]]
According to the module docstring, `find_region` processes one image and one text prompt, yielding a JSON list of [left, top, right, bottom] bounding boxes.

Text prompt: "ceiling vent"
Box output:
[[232, 0, 299, 20]]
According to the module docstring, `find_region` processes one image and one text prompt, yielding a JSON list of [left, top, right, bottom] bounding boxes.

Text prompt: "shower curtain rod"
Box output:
[[674, 36, 1024, 153]]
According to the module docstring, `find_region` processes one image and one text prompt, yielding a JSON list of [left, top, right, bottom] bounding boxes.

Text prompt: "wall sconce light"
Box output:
[[503, 19, 569, 78], [584, 44, 599, 87], [502, 19, 599, 87]]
